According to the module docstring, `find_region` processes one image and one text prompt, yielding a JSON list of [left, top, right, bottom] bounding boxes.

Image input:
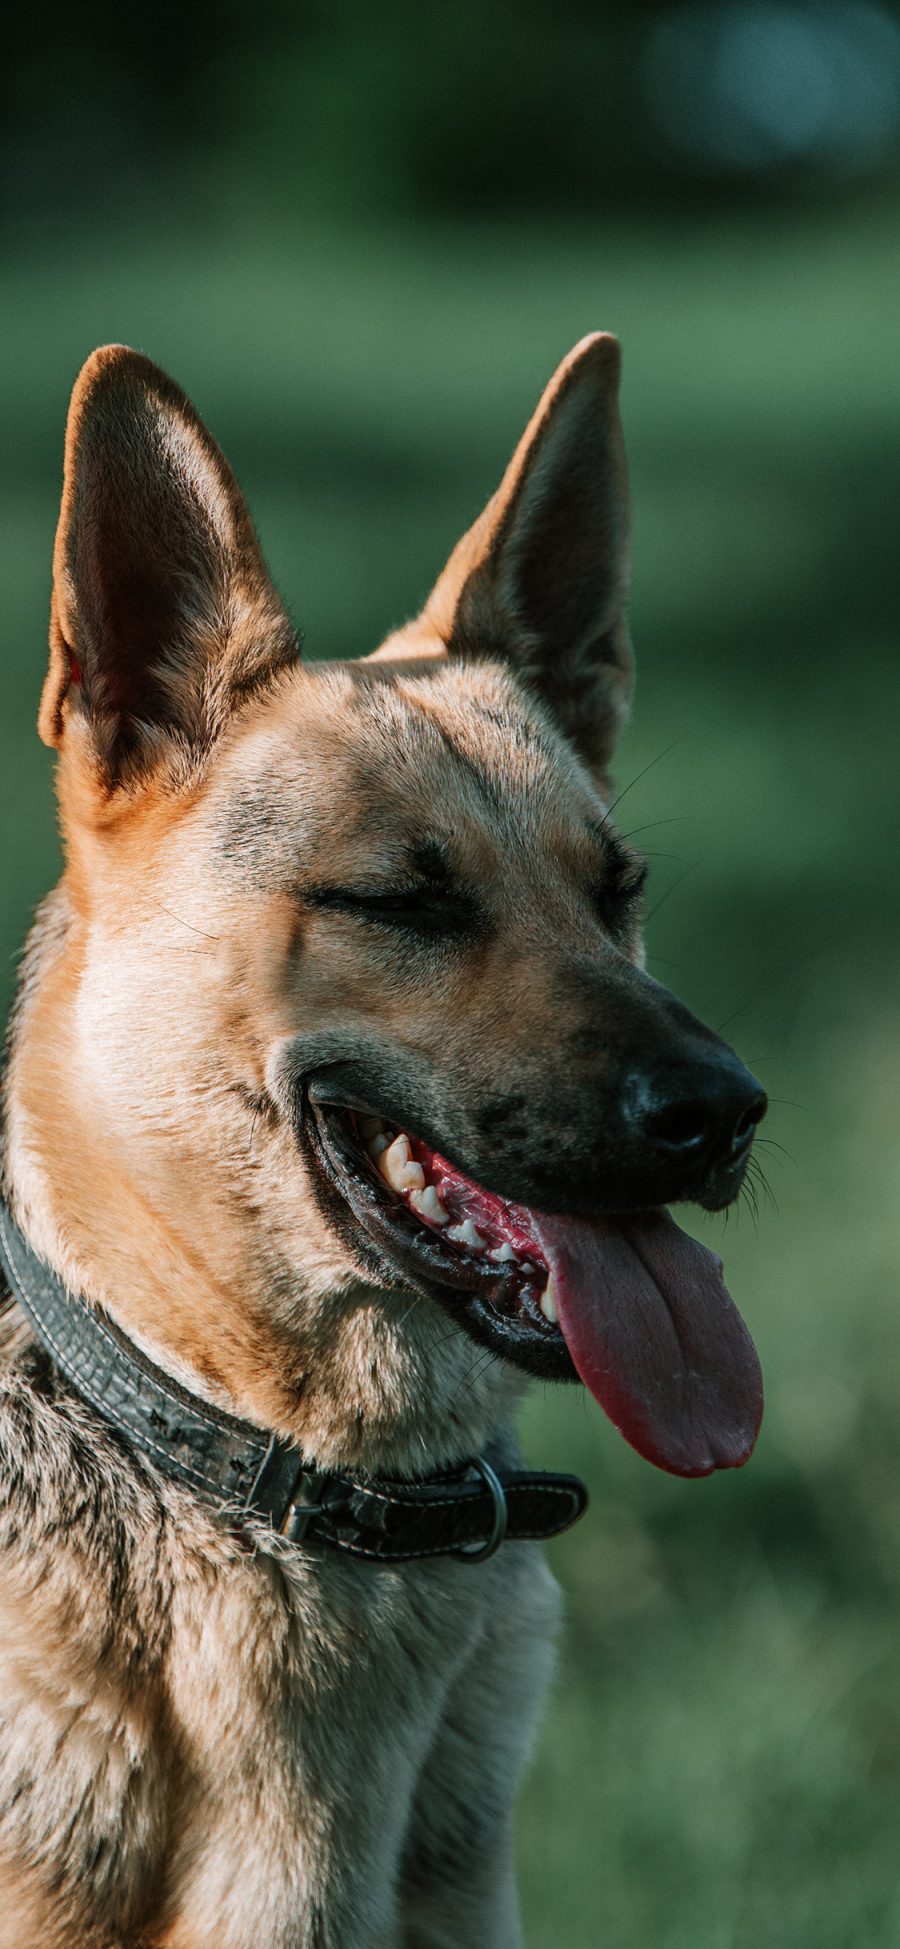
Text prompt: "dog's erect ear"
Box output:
[[41, 346, 296, 787], [422, 334, 631, 772]]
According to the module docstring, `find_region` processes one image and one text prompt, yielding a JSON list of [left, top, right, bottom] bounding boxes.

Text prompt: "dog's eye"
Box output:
[[593, 856, 647, 932], [305, 884, 475, 940], [617, 860, 648, 901]]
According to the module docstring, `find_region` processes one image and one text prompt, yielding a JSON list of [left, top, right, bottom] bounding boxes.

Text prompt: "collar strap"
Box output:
[[0, 1204, 587, 1563]]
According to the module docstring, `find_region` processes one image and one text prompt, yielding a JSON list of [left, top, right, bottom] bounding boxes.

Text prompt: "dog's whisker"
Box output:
[[450, 1346, 502, 1408], [635, 850, 691, 865], [643, 863, 698, 927], [714, 1001, 753, 1036], [599, 734, 689, 827], [754, 1137, 796, 1168], [0, 326, 774, 1943], [425, 1321, 474, 1359], [739, 1179, 761, 1233], [645, 956, 696, 978], [746, 1154, 779, 1217], [148, 899, 221, 942], [392, 1300, 422, 1334], [618, 816, 687, 841], [743, 1151, 779, 1223]]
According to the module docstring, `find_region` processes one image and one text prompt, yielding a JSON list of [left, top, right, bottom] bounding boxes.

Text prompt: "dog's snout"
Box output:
[[625, 1059, 767, 1178]]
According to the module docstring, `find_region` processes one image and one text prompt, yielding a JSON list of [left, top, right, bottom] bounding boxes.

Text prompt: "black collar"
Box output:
[[0, 1203, 587, 1564]]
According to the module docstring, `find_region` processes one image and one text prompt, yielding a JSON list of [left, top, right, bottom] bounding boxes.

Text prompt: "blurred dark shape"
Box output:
[[3, 0, 899, 236], [646, 2, 900, 174], [1, 0, 228, 224]]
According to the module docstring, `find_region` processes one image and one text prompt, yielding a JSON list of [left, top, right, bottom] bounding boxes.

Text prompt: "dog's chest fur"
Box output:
[[0, 333, 643, 1947], [0, 1333, 560, 1949]]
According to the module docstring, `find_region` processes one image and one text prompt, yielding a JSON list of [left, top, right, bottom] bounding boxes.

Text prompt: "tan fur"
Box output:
[[0, 336, 639, 1945]]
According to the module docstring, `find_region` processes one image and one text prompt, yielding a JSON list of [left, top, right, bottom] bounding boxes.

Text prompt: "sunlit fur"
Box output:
[[0, 336, 633, 1946]]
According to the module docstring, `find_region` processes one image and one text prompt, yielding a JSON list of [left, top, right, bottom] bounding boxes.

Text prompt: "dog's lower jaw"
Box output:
[[2, 1006, 528, 1477], [266, 1276, 530, 1475], [11, 1240, 525, 1484], [3, 1149, 523, 1483]]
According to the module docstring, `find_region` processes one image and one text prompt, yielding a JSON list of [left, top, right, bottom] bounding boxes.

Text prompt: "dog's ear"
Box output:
[[422, 333, 631, 773], [41, 346, 296, 789]]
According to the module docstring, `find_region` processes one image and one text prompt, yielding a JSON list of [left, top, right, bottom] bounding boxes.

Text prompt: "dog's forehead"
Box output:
[[209, 657, 607, 882]]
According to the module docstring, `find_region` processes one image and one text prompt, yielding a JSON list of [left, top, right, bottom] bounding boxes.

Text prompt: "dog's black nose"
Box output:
[[624, 1058, 767, 1180]]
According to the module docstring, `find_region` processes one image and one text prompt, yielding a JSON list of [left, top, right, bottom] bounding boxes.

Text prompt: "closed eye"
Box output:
[[304, 882, 479, 940], [592, 852, 647, 932], [614, 859, 648, 901]]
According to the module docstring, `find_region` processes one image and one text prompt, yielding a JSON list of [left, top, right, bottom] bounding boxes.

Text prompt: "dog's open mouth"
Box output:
[[305, 1097, 764, 1479]]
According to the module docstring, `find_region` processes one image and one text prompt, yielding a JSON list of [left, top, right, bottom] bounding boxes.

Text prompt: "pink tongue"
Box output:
[[534, 1209, 763, 1477]]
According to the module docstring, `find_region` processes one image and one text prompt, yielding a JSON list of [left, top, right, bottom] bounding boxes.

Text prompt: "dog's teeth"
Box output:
[[540, 1272, 558, 1324], [489, 1242, 516, 1263], [359, 1115, 384, 1138], [368, 1133, 390, 1158], [380, 1135, 425, 1192], [409, 1186, 449, 1226], [446, 1220, 484, 1250], [397, 1161, 426, 1191]]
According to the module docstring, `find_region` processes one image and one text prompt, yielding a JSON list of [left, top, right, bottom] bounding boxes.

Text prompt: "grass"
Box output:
[[1, 195, 898, 1945]]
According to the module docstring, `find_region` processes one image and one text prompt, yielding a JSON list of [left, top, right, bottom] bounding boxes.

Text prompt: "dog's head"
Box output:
[[23, 338, 766, 1475]]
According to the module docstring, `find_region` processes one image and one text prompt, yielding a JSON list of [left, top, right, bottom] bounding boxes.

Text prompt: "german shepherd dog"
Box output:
[[0, 336, 765, 1947]]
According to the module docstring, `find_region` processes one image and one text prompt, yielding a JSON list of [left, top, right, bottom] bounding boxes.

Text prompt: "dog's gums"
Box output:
[[305, 1098, 765, 1478], [305, 1097, 575, 1383], [0, 334, 775, 1947], [365, 1121, 559, 1319]]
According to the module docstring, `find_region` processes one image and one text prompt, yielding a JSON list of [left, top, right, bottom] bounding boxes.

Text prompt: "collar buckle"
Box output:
[[279, 1469, 329, 1543], [454, 1455, 509, 1563]]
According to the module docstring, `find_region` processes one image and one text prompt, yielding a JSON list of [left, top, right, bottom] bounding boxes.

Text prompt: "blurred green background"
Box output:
[[3, 5, 900, 1943]]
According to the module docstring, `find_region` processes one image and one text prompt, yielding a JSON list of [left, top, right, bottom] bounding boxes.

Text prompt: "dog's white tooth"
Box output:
[[380, 1134, 421, 1191], [380, 1157, 424, 1191], [540, 1273, 558, 1324], [446, 1219, 484, 1250], [368, 1133, 390, 1158], [489, 1242, 516, 1263], [409, 1186, 449, 1225], [359, 1115, 383, 1138]]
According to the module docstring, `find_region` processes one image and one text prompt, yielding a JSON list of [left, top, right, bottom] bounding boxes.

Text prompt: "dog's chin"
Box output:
[[299, 1094, 577, 1384], [295, 1085, 765, 1481]]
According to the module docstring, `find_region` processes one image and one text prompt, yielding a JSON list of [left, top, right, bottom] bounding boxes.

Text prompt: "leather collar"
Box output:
[[0, 1203, 587, 1563]]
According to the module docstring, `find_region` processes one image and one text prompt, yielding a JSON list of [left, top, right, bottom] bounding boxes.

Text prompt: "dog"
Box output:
[[0, 335, 766, 1948]]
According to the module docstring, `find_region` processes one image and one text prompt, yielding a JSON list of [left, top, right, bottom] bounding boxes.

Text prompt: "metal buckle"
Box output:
[[454, 1456, 509, 1563], [279, 1469, 328, 1543]]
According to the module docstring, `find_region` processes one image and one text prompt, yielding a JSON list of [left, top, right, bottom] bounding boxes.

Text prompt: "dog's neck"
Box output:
[[3, 893, 522, 1476]]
